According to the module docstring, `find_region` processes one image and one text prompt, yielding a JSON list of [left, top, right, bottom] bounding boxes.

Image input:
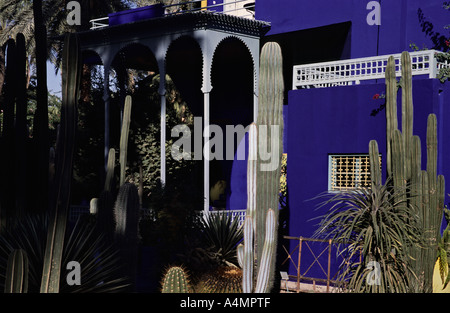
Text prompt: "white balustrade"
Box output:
[[293, 50, 450, 89]]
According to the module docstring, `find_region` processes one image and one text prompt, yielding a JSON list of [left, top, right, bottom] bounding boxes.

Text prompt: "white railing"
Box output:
[[69, 205, 246, 227], [89, 16, 109, 30], [207, 209, 246, 227], [293, 50, 450, 89], [89, 0, 255, 30]]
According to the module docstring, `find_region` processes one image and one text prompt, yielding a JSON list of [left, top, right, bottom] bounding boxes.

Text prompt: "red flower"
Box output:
[[373, 94, 380, 99], [446, 40, 450, 47]]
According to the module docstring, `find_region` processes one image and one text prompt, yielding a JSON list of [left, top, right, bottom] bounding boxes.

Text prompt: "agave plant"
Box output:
[[0, 213, 129, 293], [313, 179, 422, 293], [200, 211, 243, 267], [433, 207, 450, 292]]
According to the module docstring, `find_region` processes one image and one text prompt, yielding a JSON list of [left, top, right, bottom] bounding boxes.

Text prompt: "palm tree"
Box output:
[[0, 0, 131, 73]]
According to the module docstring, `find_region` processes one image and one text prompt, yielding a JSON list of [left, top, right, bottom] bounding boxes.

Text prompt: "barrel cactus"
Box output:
[[161, 266, 190, 293]]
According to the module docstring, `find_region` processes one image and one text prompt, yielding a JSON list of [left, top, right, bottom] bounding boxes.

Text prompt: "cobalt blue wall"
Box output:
[[256, 0, 450, 58], [228, 104, 288, 211], [286, 78, 450, 278]]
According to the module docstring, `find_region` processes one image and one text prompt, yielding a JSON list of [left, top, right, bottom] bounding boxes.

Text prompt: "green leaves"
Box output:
[[434, 208, 450, 290], [314, 180, 422, 292], [201, 212, 243, 267]]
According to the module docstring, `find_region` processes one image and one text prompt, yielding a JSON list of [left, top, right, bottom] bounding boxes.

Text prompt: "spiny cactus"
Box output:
[[373, 51, 446, 292], [4, 249, 28, 293], [114, 182, 140, 288], [14, 33, 28, 219], [104, 148, 116, 192], [161, 266, 190, 293], [198, 266, 242, 293], [369, 140, 381, 188], [240, 41, 284, 293], [119, 96, 132, 186], [40, 32, 81, 293]]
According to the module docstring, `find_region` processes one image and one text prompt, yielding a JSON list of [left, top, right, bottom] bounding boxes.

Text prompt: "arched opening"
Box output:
[[109, 43, 161, 207], [164, 35, 204, 206], [71, 49, 106, 205], [210, 37, 254, 210]]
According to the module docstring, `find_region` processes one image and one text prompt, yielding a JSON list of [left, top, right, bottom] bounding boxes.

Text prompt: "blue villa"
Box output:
[[76, 0, 450, 290]]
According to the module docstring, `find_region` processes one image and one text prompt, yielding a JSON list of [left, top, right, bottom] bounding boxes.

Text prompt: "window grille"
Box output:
[[328, 154, 381, 191]]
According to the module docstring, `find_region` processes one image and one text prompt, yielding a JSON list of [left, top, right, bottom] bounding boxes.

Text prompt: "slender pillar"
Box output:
[[202, 39, 213, 214], [203, 91, 210, 213], [103, 63, 111, 172], [160, 71, 166, 185]]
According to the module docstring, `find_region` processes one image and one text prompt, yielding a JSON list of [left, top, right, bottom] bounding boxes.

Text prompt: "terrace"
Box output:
[[293, 50, 450, 89], [89, 0, 257, 30]]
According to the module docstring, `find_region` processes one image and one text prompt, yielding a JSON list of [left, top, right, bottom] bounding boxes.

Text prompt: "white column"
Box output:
[[203, 91, 210, 213], [160, 72, 166, 185]]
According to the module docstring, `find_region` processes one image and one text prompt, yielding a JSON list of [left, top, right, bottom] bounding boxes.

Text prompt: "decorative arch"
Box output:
[[209, 36, 256, 210], [210, 35, 257, 93], [165, 35, 204, 117], [82, 49, 104, 66], [210, 36, 255, 127]]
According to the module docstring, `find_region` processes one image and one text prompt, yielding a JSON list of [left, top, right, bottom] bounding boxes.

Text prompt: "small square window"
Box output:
[[328, 154, 381, 191]]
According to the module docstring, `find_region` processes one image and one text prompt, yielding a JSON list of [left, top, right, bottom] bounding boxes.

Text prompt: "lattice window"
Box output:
[[328, 154, 381, 191]]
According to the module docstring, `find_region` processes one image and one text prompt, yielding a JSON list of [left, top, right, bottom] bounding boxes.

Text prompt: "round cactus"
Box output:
[[161, 266, 190, 293]]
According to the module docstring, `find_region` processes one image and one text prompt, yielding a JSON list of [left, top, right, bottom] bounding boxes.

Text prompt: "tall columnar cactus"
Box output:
[[0, 33, 28, 224], [4, 249, 28, 293], [104, 148, 116, 192], [374, 51, 445, 292], [369, 140, 381, 188], [245, 41, 284, 292], [161, 266, 190, 293], [40, 33, 81, 293], [119, 96, 132, 186], [114, 182, 140, 288], [385, 56, 398, 178], [14, 33, 28, 219]]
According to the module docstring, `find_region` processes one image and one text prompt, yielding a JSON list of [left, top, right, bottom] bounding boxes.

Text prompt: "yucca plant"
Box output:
[[313, 179, 422, 293], [201, 212, 243, 267], [0, 213, 129, 293], [433, 207, 450, 292]]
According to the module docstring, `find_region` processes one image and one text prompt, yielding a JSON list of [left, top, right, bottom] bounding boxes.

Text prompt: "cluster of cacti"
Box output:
[[369, 51, 446, 292], [86, 95, 140, 290], [0, 32, 92, 293], [161, 266, 190, 293], [0, 32, 29, 224], [197, 266, 243, 293], [4, 249, 28, 293], [237, 41, 284, 293]]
